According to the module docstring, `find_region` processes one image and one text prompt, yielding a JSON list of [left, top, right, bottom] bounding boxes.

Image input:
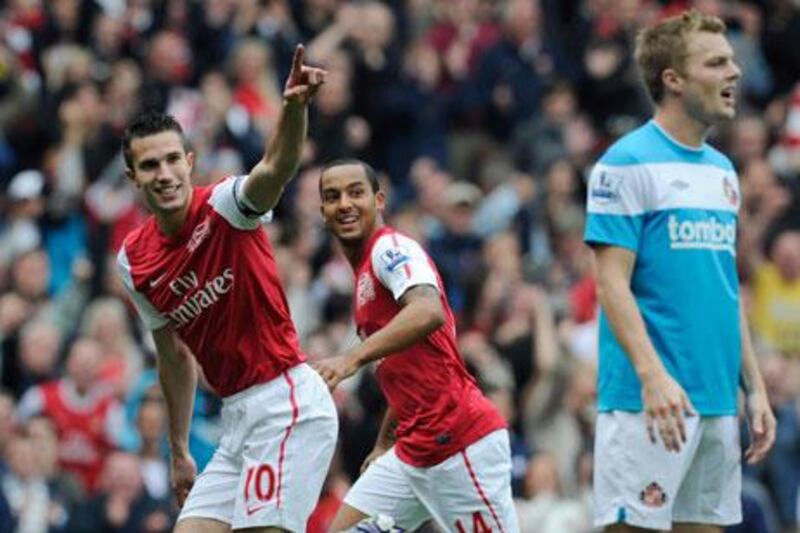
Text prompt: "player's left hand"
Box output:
[[283, 44, 327, 105], [744, 390, 776, 464], [312, 354, 359, 391]]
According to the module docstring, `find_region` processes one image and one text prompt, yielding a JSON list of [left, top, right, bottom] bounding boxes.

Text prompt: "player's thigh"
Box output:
[[232, 365, 339, 531], [412, 429, 519, 533], [175, 517, 232, 533], [234, 526, 294, 533], [603, 524, 655, 532], [672, 416, 741, 527], [593, 411, 703, 532], [342, 447, 430, 532], [177, 446, 242, 527], [672, 525, 723, 533], [329, 503, 370, 532]]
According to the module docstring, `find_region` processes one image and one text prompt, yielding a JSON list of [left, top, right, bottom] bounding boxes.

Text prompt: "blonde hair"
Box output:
[[634, 9, 726, 104]]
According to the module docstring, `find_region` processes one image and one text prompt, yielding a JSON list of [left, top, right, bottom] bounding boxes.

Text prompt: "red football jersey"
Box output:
[[40, 381, 117, 492], [118, 176, 305, 397], [354, 227, 505, 467]]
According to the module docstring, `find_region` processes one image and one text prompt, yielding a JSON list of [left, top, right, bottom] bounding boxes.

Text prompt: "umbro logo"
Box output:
[[670, 179, 690, 190]]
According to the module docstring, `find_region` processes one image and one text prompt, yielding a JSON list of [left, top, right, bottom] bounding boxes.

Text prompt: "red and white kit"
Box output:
[[118, 176, 337, 530], [345, 227, 519, 533], [17, 380, 122, 492]]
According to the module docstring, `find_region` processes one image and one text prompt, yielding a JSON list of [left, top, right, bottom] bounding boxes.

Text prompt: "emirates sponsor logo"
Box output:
[[167, 267, 234, 327], [170, 271, 199, 296]]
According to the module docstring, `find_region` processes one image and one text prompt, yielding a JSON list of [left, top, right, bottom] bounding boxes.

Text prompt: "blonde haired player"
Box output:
[[585, 10, 776, 532]]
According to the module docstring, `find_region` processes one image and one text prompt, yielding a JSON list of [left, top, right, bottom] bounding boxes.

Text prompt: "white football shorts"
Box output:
[[593, 411, 741, 530], [177, 363, 338, 532], [344, 429, 520, 533]]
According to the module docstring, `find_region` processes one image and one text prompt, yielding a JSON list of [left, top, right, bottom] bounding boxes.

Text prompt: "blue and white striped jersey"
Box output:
[[585, 120, 741, 415]]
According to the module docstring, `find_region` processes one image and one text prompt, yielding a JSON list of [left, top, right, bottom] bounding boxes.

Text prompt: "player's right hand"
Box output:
[[283, 44, 327, 105], [170, 451, 197, 508], [641, 370, 696, 452], [360, 445, 388, 473]]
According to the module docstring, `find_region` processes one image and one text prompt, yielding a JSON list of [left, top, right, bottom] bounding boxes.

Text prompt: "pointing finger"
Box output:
[[289, 44, 305, 85]]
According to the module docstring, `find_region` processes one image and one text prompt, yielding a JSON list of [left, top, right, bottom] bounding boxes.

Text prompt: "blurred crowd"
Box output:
[[0, 0, 799, 531]]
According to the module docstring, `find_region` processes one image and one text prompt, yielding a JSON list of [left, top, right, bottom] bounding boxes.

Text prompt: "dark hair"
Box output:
[[319, 158, 380, 193], [122, 111, 186, 170]]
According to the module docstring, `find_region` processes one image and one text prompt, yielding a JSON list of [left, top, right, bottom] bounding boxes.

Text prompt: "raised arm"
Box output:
[[738, 299, 776, 464], [313, 285, 445, 389], [594, 244, 695, 452], [240, 44, 327, 213], [152, 324, 198, 507]]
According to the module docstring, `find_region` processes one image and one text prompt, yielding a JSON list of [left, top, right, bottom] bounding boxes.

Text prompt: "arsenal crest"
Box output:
[[357, 272, 375, 307]]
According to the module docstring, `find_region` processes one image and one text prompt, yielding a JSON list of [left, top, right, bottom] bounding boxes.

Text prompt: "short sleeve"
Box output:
[[584, 162, 651, 253], [117, 247, 171, 331], [209, 175, 273, 230], [370, 233, 440, 301]]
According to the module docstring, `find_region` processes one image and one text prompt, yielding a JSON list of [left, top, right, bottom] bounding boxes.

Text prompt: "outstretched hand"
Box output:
[[284, 44, 327, 105]]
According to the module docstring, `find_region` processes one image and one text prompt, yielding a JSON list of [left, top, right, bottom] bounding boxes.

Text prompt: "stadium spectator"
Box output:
[[16, 337, 124, 493]]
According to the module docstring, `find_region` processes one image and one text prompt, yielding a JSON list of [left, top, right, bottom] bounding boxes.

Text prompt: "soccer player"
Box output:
[[315, 159, 519, 533], [584, 11, 776, 532], [116, 45, 338, 532]]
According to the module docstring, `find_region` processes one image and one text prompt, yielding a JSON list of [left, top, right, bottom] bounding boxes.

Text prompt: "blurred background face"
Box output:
[[101, 452, 143, 499], [83, 298, 130, 347], [136, 399, 166, 443], [233, 40, 271, 84], [26, 417, 60, 476], [504, 0, 540, 44], [147, 31, 191, 84], [20, 321, 62, 376], [0, 394, 15, 447], [66, 338, 102, 392], [730, 116, 767, 163], [351, 2, 395, 50], [11, 250, 50, 300], [771, 231, 800, 282], [6, 435, 36, 480]]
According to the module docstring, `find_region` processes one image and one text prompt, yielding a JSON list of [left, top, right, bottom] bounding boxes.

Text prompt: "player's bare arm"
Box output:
[[313, 284, 444, 390], [738, 300, 776, 464], [241, 44, 327, 213], [594, 244, 695, 452], [152, 325, 198, 507], [361, 406, 397, 473]]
